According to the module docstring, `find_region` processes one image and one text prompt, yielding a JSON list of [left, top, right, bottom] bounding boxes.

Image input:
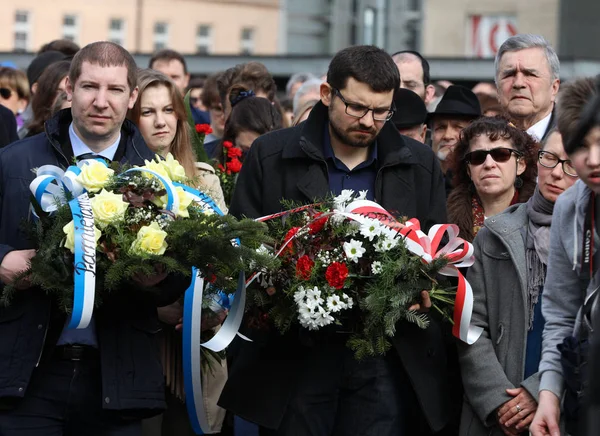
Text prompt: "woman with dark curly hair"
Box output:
[[447, 116, 538, 242]]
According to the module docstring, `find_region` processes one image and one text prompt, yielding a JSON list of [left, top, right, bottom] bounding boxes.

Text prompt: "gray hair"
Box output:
[[293, 77, 323, 113], [494, 34, 560, 83], [286, 72, 316, 96]]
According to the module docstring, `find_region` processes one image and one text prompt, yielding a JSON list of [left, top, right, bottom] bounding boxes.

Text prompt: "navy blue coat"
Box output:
[[0, 109, 189, 417]]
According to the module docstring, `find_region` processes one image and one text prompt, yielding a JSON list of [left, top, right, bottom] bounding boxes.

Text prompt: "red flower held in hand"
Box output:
[[195, 124, 213, 135], [222, 140, 234, 149], [295, 255, 314, 280], [325, 262, 349, 289], [227, 147, 243, 158], [226, 158, 243, 173]]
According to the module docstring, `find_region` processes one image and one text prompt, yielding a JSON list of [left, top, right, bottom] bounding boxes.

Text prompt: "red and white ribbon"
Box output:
[[345, 200, 483, 345]]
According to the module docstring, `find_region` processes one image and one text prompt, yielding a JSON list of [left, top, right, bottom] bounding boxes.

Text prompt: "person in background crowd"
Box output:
[[530, 77, 599, 436], [128, 68, 227, 436], [222, 85, 283, 156], [0, 67, 30, 128], [0, 40, 190, 436], [495, 34, 560, 142], [292, 77, 323, 125], [39, 39, 80, 57], [149, 49, 210, 125], [204, 62, 277, 158], [458, 128, 578, 436], [0, 104, 18, 147], [447, 117, 537, 242], [279, 98, 293, 127], [472, 82, 497, 99], [220, 45, 450, 436], [391, 88, 428, 143], [187, 76, 207, 112], [19, 50, 68, 137], [201, 72, 226, 144], [285, 72, 316, 100], [391, 50, 435, 106], [429, 85, 482, 195], [51, 91, 71, 114], [477, 93, 503, 117], [24, 60, 71, 137]]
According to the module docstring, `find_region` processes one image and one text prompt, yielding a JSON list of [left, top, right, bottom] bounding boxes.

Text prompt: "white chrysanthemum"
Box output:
[[342, 293, 354, 309], [314, 306, 334, 327], [306, 287, 324, 306], [326, 295, 344, 313], [298, 302, 315, 320], [380, 226, 399, 240], [334, 189, 355, 209], [343, 239, 366, 262], [294, 287, 307, 304], [375, 236, 399, 253], [359, 219, 383, 241], [371, 261, 383, 275], [357, 190, 368, 200]]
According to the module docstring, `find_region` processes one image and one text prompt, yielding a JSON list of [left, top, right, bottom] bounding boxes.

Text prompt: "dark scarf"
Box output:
[[471, 190, 519, 238], [525, 187, 555, 329]]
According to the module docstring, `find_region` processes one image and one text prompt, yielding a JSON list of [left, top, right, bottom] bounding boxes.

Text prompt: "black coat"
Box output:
[[0, 109, 189, 417], [220, 102, 452, 432], [0, 104, 17, 148]]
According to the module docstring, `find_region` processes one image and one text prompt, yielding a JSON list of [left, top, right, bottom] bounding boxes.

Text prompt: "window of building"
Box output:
[[109, 18, 126, 46], [240, 28, 254, 55], [154, 22, 169, 51], [13, 10, 30, 52], [363, 8, 376, 45], [196, 25, 212, 54], [62, 14, 79, 43]]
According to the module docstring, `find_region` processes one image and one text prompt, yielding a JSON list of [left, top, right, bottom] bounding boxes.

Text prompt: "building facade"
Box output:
[[421, 0, 560, 57], [0, 0, 280, 55]]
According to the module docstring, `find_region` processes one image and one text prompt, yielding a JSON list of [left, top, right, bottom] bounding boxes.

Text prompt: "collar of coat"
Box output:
[[281, 101, 420, 167]]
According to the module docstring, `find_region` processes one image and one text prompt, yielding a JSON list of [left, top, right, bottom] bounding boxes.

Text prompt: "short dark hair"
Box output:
[[327, 45, 400, 93], [149, 49, 188, 74], [201, 72, 223, 109], [555, 77, 598, 154], [391, 50, 431, 86], [39, 39, 80, 57], [69, 41, 138, 91]]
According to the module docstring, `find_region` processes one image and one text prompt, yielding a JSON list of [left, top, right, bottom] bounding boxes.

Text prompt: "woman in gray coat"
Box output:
[[457, 129, 578, 436]]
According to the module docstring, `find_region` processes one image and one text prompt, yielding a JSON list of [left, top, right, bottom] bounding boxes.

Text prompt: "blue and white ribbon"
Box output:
[[67, 193, 97, 329], [176, 183, 245, 435], [29, 163, 89, 215]]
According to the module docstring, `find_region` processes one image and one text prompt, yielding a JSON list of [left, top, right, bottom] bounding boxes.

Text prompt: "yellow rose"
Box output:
[[161, 153, 187, 182], [130, 222, 168, 256], [62, 220, 102, 254], [90, 189, 129, 228], [77, 160, 115, 193], [154, 186, 193, 218], [142, 158, 171, 181]]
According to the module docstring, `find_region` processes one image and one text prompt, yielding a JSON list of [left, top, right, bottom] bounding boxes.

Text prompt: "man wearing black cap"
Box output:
[[428, 85, 481, 195], [391, 88, 428, 143]]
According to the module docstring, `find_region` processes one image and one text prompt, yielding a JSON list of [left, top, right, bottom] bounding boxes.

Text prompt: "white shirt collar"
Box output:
[[69, 122, 120, 161], [526, 112, 552, 142]]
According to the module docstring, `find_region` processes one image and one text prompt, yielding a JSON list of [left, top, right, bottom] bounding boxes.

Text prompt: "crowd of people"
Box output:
[[0, 32, 598, 436]]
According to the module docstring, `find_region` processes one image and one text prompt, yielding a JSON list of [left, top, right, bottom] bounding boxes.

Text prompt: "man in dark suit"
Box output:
[[219, 45, 451, 436]]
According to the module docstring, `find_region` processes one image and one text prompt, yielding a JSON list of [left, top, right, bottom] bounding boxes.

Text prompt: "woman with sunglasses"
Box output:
[[447, 116, 538, 242], [456, 126, 578, 436]]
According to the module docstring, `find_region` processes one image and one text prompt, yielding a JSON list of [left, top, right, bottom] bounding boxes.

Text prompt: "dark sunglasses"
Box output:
[[0, 88, 12, 99], [464, 147, 522, 166]]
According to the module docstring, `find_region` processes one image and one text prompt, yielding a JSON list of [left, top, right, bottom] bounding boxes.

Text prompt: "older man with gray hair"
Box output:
[[285, 72, 317, 99], [495, 34, 560, 141], [291, 77, 323, 125]]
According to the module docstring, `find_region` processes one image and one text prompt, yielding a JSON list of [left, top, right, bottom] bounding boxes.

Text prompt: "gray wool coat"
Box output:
[[457, 203, 541, 436]]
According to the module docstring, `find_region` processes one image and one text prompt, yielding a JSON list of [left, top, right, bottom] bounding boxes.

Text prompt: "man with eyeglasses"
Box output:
[[220, 46, 450, 436]]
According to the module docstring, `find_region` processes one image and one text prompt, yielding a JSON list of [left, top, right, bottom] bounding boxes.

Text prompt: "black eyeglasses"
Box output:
[[464, 147, 522, 166], [538, 150, 578, 177], [332, 88, 395, 121], [0, 88, 12, 99]]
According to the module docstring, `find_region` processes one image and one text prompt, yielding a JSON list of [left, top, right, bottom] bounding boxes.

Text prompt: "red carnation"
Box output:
[[295, 255, 314, 280], [226, 158, 243, 173], [217, 163, 225, 172], [222, 140, 234, 149], [195, 124, 213, 135], [309, 214, 328, 235], [227, 147, 243, 158], [282, 226, 301, 255], [325, 262, 349, 289]]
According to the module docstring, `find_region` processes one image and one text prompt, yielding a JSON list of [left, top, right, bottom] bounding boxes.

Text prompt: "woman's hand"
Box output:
[[530, 390, 561, 436], [497, 387, 537, 432]]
